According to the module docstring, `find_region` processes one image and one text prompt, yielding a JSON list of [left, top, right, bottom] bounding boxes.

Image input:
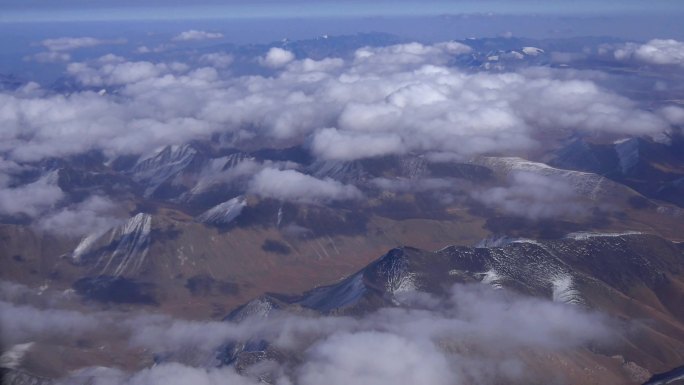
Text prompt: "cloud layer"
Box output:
[[27, 37, 127, 63], [0, 282, 616, 385], [473, 171, 588, 219], [2, 39, 682, 232], [0, 172, 63, 217], [615, 39, 684, 66], [41, 37, 126, 52], [2, 41, 673, 167]]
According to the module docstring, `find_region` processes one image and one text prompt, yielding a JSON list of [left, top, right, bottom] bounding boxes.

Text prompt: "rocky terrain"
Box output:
[[2, 33, 684, 385]]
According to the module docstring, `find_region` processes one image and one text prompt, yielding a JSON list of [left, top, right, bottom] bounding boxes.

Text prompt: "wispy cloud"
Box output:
[[172, 30, 224, 42], [248, 168, 363, 203], [0, 172, 63, 218], [35, 195, 123, 237], [25, 37, 127, 63], [40, 37, 127, 52], [473, 171, 588, 219], [0, 283, 613, 385]]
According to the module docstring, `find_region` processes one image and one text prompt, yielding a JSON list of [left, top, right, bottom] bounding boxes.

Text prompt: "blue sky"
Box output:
[[2, 0, 683, 22]]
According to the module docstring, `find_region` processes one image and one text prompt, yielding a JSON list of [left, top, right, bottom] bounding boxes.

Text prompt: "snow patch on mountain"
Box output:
[[475, 235, 526, 248], [0, 342, 33, 369], [564, 231, 642, 240], [196, 196, 246, 225], [377, 249, 419, 299], [297, 272, 367, 313], [480, 270, 504, 290], [391, 272, 418, 294], [99, 213, 152, 276], [522, 46, 544, 56], [131, 144, 198, 197], [73, 213, 154, 276], [615, 138, 640, 174], [657, 205, 683, 217], [507, 51, 525, 59], [226, 297, 280, 323], [308, 159, 366, 183], [551, 274, 583, 305], [398, 156, 428, 179], [190, 153, 255, 195], [462, 239, 590, 304], [72, 232, 102, 263]]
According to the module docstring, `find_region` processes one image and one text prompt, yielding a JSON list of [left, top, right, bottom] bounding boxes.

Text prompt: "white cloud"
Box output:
[[63, 364, 261, 385], [298, 331, 454, 385], [136, 44, 173, 54], [30, 51, 71, 63], [40, 37, 126, 52], [0, 300, 100, 346], [352, 42, 471, 73], [0, 41, 671, 167], [259, 47, 295, 68], [614, 39, 684, 66], [172, 30, 224, 42], [198, 52, 233, 69], [659, 105, 684, 127], [286, 57, 345, 73], [248, 168, 363, 203], [28, 37, 126, 63], [0, 73, 221, 162], [191, 158, 262, 195], [0, 159, 26, 187], [1, 280, 617, 385], [35, 195, 123, 237], [473, 171, 588, 219], [66, 55, 188, 86], [125, 284, 614, 385], [0, 172, 64, 217], [311, 128, 405, 160]]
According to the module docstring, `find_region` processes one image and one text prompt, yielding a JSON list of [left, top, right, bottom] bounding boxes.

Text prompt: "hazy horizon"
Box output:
[[2, 0, 683, 22]]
